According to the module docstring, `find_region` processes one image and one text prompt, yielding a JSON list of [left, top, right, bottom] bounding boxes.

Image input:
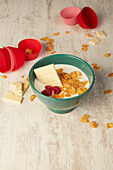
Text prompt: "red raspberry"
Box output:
[[41, 89, 52, 96], [41, 90, 49, 96], [46, 89, 52, 96], [52, 86, 61, 94], [45, 85, 52, 91]]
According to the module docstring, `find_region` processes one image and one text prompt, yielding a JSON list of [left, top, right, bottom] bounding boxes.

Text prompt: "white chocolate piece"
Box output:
[[3, 91, 14, 100], [14, 83, 22, 93], [34, 64, 62, 87], [96, 31, 106, 38], [3, 90, 23, 104], [11, 81, 21, 88], [10, 94, 23, 104], [89, 37, 100, 45], [15, 79, 29, 96]]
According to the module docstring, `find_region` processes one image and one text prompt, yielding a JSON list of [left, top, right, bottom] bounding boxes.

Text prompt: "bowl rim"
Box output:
[[60, 7, 81, 20], [29, 54, 95, 101]]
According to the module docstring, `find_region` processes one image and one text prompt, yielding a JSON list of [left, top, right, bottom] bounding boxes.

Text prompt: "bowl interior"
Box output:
[[29, 54, 94, 99], [82, 7, 98, 28], [60, 7, 81, 19]]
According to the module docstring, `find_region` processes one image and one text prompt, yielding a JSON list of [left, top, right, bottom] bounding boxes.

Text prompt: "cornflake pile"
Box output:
[[41, 67, 88, 99]]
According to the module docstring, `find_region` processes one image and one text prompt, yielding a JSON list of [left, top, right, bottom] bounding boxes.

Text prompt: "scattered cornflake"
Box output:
[[53, 32, 60, 36], [105, 123, 113, 129], [104, 89, 112, 94], [108, 73, 113, 77], [93, 66, 100, 70], [65, 31, 69, 34], [90, 121, 98, 128], [84, 60, 87, 62], [82, 114, 90, 119], [46, 46, 53, 51], [46, 41, 52, 45], [50, 44, 54, 47], [24, 49, 32, 55], [51, 51, 56, 54], [21, 75, 24, 78], [1, 75, 7, 79], [81, 47, 87, 52], [30, 94, 36, 102], [91, 63, 97, 67], [40, 37, 48, 41], [86, 33, 93, 37], [80, 117, 89, 123], [104, 53, 110, 57], [81, 44, 88, 47], [49, 39, 54, 43]]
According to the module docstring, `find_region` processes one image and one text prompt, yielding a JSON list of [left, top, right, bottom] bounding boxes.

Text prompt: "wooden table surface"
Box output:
[[0, 0, 113, 170]]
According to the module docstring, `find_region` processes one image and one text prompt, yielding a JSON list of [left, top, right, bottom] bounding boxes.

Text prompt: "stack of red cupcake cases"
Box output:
[[0, 39, 42, 73]]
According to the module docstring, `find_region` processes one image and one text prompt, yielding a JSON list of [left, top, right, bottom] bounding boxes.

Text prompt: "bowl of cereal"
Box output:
[[29, 54, 94, 114]]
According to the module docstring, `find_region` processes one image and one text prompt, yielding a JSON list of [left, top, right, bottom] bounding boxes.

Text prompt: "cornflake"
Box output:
[[1, 75, 7, 79], [51, 51, 56, 54], [53, 32, 60, 36], [86, 33, 93, 37], [104, 89, 112, 94], [65, 93, 71, 97], [24, 49, 32, 55], [81, 44, 88, 47], [46, 46, 53, 51], [108, 73, 113, 77], [81, 47, 87, 52], [30, 95, 36, 102], [104, 53, 110, 57], [21, 75, 24, 78], [40, 37, 48, 41], [90, 121, 98, 128], [91, 63, 97, 67], [80, 115, 89, 123], [105, 123, 113, 129], [93, 66, 100, 70], [65, 31, 69, 34]]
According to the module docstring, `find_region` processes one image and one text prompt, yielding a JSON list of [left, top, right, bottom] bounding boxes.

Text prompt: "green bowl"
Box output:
[[29, 54, 95, 114]]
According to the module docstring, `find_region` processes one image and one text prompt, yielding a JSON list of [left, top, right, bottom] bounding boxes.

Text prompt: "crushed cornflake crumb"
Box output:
[[81, 44, 88, 47], [104, 53, 110, 57], [24, 49, 32, 55], [53, 32, 60, 36], [51, 51, 56, 54], [81, 47, 87, 52], [65, 31, 69, 34], [93, 66, 100, 70], [30, 94, 36, 101], [80, 114, 90, 123], [46, 46, 53, 51], [108, 73, 113, 77], [86, 33, 93, 37], [40, 37, 48, 41], [1, 75, 7, 79], [105, 123, 113, 129], [91, 63, 97, 67], [21, 75, 24, 78], [104, 89, 112, 94], [90, 121, 98, 128]]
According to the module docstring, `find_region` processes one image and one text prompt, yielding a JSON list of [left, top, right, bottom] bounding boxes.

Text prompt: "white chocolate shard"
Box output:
[[34, 64, 62, 87], [89, 37, 100, 45], [96, 31, 106, 38]]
